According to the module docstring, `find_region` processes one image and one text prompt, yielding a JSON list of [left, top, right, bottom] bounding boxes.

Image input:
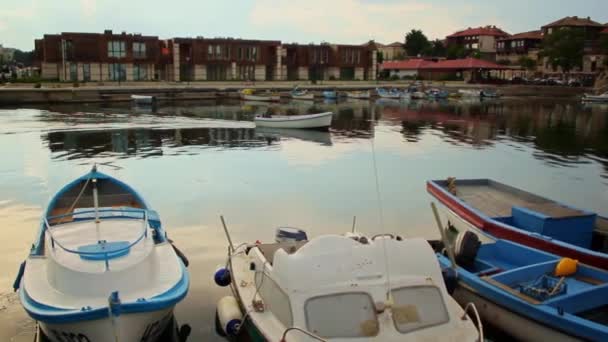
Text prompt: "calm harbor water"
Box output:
[[1, 97, 607, 341]]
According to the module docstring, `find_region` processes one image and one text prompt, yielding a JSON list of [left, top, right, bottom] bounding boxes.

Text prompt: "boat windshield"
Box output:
[[391, 285, 449, 334], [305, 292, 378, 338]]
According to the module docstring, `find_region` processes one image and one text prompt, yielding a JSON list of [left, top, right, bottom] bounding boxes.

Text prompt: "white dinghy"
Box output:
[[131, 94, 156, 104], [214, 227, 482, 341], [240, 89, 281, 102], [254, 112, 333, 130], [15, 166, 189, 342], [290, 87, 315, 101], [346, 91, 371, 99], [582, 92, 608, 103]]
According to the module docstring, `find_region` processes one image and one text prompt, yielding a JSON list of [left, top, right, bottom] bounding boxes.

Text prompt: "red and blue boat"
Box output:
[[427, 178, 608, 270]]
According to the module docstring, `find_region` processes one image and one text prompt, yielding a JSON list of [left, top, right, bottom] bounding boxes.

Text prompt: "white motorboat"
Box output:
[[346, 91, 371, 99], [582, 92, 608, 103], [458, 89, 482, 97], [214, 228, 482, 341], [131, 94, 156, 104], [254, 112, 333, 129], [15, 166, 189, 342], [240, 89, 281, 102]]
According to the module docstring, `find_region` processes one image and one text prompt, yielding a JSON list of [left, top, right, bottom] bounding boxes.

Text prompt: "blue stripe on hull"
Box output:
[[20, 262, 189, 324]]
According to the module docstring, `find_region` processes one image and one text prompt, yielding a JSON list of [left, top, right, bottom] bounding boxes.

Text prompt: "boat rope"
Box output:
[[369, 117, 392, 302], [280, 327, 327, 342], [55, 176, 91, 226]]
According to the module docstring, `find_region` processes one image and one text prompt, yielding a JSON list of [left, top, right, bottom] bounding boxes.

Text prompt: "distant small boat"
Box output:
[[426, 88, 449, 99], [240, 89, 280, 102], [481, 89, 501, 98], [215, 228, 481, 341], [254, 112, 333, 129], [376, 87, 403, 99], [410, 91, 427, 100], [582, 92, 608, 103], [458, 89, 482, 97], [346, 90, 370, 99], [15, 166, 189, 342], [322, 90, 339, 99], [131, 94, 155, 104], [290, 87, 315, 100]]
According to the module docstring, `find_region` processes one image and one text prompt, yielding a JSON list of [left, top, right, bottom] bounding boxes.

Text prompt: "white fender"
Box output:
[[217, 296, 243, 336]]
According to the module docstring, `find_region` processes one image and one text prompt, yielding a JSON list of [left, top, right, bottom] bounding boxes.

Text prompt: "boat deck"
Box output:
[[455, 184, 549, 217], [256, 241, 308, 265]]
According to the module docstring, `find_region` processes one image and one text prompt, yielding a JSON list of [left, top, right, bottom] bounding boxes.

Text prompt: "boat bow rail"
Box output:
[[44, 208, 151, 270]]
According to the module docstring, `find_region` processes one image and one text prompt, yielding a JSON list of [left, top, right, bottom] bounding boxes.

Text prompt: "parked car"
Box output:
[[510, 76, 528, 84], [568, 79, 582, 87]]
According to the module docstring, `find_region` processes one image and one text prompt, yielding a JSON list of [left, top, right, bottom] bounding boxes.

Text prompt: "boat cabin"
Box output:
[[234, 235, 478, 341]]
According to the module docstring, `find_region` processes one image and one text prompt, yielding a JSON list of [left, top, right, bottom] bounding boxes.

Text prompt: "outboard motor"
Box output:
[[275, 227, 308, 243], [454, 231, 481, 269]]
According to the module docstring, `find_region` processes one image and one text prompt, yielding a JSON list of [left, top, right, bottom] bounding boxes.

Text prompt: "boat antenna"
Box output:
[[369, 108, 392, 302], [431, 202, 457, 270], [220, 215, 235, 253]]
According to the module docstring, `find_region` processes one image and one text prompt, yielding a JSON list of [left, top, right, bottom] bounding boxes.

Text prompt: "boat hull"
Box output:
[[291, 94, 315, 100], [40, 308, 174, 342], [452, 285, 580, 342], [254, 112, 332, 129], [427, 180, 608, 270], [582, 96, 608, 103]]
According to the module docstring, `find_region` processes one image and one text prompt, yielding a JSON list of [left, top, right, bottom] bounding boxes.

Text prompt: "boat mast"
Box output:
[[92, 165, 101, 242]]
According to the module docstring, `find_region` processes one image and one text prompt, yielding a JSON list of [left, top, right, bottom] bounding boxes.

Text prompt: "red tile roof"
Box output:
[[498, 30, 543, 41], [542, 16, 604, 28], [602, 27, 608, 34], [425, 58, 510, 70], [380, 59, 431, 70], [447, 26, 509, 38], [381, 58, 509, 71]]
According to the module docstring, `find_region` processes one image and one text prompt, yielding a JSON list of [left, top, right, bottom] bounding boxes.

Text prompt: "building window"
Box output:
[[108, 63, 126, 81], [133, 42, 146, 59], [356, 51, 361, 64], [208, 45, 213, 58], [215, 45, 221, 57], [69, 63, 77, 81], [237, 47, 242, 60], [82, 63, 90, 82], [133, 64, 147, 81], [252, 47, 258, 61], [107, 41, 126, 58]]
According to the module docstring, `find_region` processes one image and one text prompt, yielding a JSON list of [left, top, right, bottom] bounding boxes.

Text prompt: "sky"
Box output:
[[1, 0, 608, 51]]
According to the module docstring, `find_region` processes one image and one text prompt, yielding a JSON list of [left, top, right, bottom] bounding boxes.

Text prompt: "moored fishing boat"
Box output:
[[426, 88, 449, 99], [290, 87, 315, 100], [376, 88, 403, 99], [427, 178, 608, 270], [254, 112, 333, 129], [410, 91, 427, 100], [434, 228, 608, 342], [322, 90, 338, 100], [480, 89, 501, 98], [15, 166, 189, 342], [215, 227, 482, 341], [240, 89, 281, 102], [458, 89, 482, 97], [346, 90, 371, 99]]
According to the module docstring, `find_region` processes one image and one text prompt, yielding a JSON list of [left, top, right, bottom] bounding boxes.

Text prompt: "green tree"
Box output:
[[497, 59, 511, 66], [404, 29, 431, 57], [541, 28, 585, 73], [446, 45, 466, 59], [600, 35, 608, 53], [13, 50, 34, 66], [376, 51, 384, 65], [424, 39, 446, 57], [518, 56, 537, 71]]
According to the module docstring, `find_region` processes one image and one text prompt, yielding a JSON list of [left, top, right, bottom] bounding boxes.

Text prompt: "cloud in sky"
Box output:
[[1, 0, 607, 50]]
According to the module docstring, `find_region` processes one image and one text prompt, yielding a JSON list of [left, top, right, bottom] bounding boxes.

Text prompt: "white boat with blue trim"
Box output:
[[254, 112, 333, 129], [214, 227, 482, 341], [15, 166, 189, 342]]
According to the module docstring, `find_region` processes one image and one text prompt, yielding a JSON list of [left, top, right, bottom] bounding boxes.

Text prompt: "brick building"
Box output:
[[34, 30, 163, 81], [496, 30, 543, 65], [34, 31, 378, 81], [446, 26, 510, 61]]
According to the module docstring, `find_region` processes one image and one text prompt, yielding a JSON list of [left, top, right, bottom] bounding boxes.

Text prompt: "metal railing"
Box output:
[[44, 208, 150, 271]]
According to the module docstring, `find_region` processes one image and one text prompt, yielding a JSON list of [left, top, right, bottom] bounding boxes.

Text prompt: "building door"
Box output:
[[340, 67, 355, 80]]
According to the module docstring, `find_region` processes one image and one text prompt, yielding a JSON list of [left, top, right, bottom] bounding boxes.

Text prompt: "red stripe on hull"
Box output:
[[426, 182, 608, 270]]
